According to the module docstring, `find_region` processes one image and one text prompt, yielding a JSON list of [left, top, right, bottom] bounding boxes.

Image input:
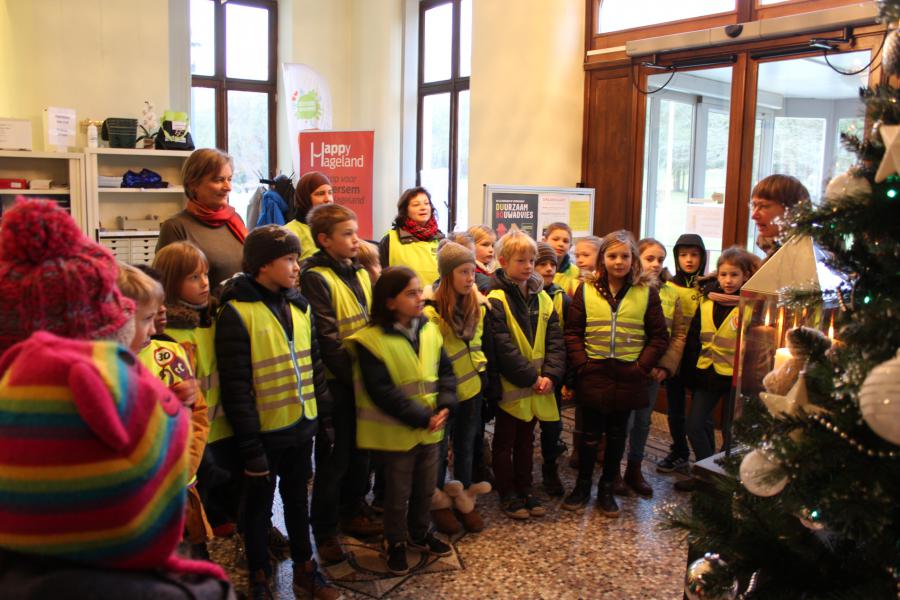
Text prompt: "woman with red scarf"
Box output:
[[378, 187, 445, 288], [157, 149, 248, 291]]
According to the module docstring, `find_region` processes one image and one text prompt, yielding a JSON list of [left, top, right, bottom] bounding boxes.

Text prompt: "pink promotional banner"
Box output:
[[298, 130, 375, 239]]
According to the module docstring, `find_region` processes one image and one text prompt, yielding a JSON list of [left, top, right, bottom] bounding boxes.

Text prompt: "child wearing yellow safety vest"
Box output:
[[486, 230, 566, 521], [534, 241, 572, 498], [676, 247, 759, 492], [562, 230, 669, 516], [348, 267, 457, 576], [301, 203, 383, 563], [379, 187, 445, 288], [543, 222, 580, 296], [621, 239, 689, 498], [286, 171, 334, 263], [121, 264, 213, 560], [215, 226, 339, 599], [425, 240, 492, 534]]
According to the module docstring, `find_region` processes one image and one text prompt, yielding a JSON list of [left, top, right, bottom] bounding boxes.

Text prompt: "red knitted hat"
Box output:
[[0, 199, 135, 353]]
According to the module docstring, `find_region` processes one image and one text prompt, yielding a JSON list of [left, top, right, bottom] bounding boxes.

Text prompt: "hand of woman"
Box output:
[[429, 408, 449, 432]]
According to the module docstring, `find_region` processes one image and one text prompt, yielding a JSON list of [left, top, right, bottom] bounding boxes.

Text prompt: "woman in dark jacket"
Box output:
[[562, 230, 669, 516]]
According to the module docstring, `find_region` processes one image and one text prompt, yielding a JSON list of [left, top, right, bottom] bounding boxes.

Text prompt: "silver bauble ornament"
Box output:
[[739, 449, 788, 497], [859, 349, 900, 445], [824, 171, 872, 203], [884, 29, 900, 78], [684, 553, 739, 600]]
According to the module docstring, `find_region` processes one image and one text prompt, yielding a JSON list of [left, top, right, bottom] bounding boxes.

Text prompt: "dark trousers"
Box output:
[[437, 394, 483, 488], [665, 376, 690, 459], [310, 383, 370, 540], [374, 443, 439, 545], [577, 406, 630, 483], [539, 387, 564, 463], [242, 441, 313, 576], [686, 387, 721, 461], [492, 409, 537, 498], [197, 440, 241, 528]]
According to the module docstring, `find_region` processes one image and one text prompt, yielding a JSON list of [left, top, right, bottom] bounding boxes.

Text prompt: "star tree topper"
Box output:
[[875, 124, 900, 182]]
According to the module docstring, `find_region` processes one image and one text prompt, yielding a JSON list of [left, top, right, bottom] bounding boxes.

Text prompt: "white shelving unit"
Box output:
[[0, 150, 86, 232], [84, 148, 193, 262]]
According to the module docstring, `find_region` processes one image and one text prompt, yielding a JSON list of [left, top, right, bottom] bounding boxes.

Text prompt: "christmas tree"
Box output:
[[664, 4, 900, 598]]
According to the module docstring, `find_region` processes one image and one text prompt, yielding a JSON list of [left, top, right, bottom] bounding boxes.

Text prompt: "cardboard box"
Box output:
[[0, 178, 28, 190]]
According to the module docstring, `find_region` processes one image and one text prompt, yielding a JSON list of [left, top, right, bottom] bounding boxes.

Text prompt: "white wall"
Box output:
[[0, 0, 170, 149], [467, 0, 585, 226]]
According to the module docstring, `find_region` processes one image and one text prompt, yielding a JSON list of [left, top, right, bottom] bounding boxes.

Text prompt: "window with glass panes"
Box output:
[[418, 0, 471, 231], [190, 0, 276, 222]]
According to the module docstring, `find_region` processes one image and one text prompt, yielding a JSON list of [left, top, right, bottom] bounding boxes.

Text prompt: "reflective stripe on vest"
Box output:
[[553, 261, 581, 297], [423, 304, 486, 402], [388, 229, 440, 287], [660, 282, 679, 336], [696, 299, 742, 376], [583, 284, 649, 362], [550, 288, 566, 330], [349, 322, 444, 451], [307, 265, 372, 378], [284, 220, 316, 261], [671, 281, 701, 320], [228, 300, 318, 432], [486, 289, 559, 422], [167, 325, 229, 442]]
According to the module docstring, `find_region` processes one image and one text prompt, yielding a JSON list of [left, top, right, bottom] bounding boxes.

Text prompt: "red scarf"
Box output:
[[186, 199, 247, 243], [402, 215, 439, 241]]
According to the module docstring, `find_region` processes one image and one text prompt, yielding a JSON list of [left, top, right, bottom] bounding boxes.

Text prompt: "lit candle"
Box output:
[[773, 347, 793, 372], [776, 306, 784, 346], [828, 314, 835, 340]]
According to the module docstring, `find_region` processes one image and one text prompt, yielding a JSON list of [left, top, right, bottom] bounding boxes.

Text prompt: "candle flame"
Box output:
[[828, 314, 835, 340]]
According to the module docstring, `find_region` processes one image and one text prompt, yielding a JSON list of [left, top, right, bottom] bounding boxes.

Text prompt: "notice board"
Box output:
[[483, 184, 595, 240]]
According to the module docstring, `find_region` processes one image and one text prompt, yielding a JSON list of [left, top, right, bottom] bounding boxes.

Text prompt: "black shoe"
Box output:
[[541, 463, 565, 497], [267, 525, 291, 561], [674, 476, 697, 492], [562, 480, 592, 511], [657, 452, 690, 473], [409, 532, 453, 557], [596, 482, 620, 516], [521, 494, 546, 517], [383, 540, 409, 575]]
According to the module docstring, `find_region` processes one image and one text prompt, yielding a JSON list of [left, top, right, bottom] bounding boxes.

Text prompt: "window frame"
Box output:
[[190, 0, 277, 176], [417, 0, 470, 232]]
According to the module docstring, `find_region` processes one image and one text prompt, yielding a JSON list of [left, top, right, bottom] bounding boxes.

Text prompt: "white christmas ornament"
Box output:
[[824, 171, 872, 203], [875, 124, 900, 183], [859, 349, 900, 445], [739, 449, 788, 497], [760, 375, 825, 419]]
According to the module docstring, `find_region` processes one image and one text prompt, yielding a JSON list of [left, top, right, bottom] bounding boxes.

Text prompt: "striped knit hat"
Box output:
[[0, 331, 222, 577]]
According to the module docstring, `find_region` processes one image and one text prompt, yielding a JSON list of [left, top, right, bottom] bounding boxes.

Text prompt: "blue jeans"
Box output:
[[627, 380, 660, 462], [437, 394, 483, 488], [686, 387, 721, 461], [665, 376, 690, 459]]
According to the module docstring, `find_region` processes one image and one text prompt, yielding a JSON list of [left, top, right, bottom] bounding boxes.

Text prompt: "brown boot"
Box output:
[[339, 513, 382, 538], [293, 560, 343, 600], [431, 507, 462, 534], [457, 507, 485, 533], [611, 469, 631, 497], [315, 536, 345, 564], [624, 459, 653, 497]]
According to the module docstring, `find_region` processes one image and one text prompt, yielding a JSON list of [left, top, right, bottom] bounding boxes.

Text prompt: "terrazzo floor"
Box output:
[[210, 408, 699, 599]]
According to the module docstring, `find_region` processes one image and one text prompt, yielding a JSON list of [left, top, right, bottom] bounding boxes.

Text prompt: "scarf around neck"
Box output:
[[402, 215, 439, 241], [186, 199, 248, 243]]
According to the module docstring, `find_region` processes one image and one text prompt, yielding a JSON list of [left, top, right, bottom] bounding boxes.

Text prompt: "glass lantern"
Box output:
[[731, 236, 843, 432]]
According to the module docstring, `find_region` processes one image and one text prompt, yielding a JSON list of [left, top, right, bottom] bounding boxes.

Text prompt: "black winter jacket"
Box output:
[[355, 319, 458, 430], [215, 274, 332, 474], [300, 250, 369, 386], [485, 269, 567, 398]]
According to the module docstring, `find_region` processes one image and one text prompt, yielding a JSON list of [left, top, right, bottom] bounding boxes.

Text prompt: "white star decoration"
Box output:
[[760, 375, 824, 419], [875, 124, 900, 183]]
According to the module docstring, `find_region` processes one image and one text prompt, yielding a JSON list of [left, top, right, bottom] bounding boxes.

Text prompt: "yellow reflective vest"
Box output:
[[349, 322, 444, 451], [487, 289, 559, 423], [138, 338, 193, 386], [553, 261, 581, 296], [696, 298, 744, 377], [388, 229, 440, 287], [307, 265, 372, 379], [227, 300, 318, 431], [584, 283, 649, 362], [549, 287, 566, 331], [423, 304, 486, 402], [670, 280, 702, 320], [660, 282, 680, 336], [167, 325, 230, 443], [284, 220, 316, 261]]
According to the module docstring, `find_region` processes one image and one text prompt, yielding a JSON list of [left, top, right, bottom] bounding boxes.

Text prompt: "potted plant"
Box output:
[[136, 100, 159, 149]]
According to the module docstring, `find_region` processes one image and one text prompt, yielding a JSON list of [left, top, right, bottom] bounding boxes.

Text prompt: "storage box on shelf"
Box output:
[[0, 150, 86, 231], [84, 148, 193, 264]]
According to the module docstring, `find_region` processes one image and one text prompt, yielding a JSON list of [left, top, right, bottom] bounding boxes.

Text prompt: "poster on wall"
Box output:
[[298, 130, 375, 239], [282, 63, 333, 174], [484, 185, 595, 240]]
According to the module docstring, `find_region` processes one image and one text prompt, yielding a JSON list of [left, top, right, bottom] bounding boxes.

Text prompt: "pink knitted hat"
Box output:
[[0, 199, 135, 353]]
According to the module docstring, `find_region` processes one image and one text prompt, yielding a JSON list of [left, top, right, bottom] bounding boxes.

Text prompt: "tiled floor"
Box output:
[[211, 409, 694, 599]]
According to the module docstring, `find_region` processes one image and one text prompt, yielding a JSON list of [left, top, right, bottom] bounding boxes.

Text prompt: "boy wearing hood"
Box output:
[[656, 233, 707, 474]]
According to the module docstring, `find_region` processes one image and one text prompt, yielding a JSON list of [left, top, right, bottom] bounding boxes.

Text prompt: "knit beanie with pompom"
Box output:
[[0, 199, 135, 353]]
